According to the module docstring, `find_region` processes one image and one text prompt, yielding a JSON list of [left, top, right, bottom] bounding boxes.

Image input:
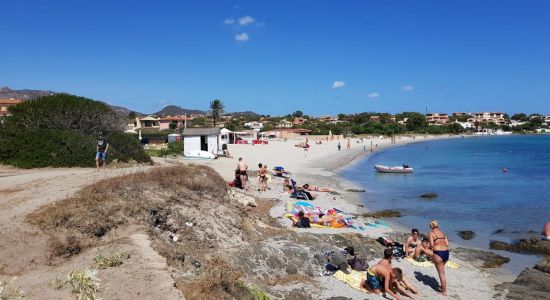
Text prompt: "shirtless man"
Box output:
[[379, 249, 420, 298], [237, 158, 248, 190], [361, 262, 403, 300], [542, 221, 550, 240]]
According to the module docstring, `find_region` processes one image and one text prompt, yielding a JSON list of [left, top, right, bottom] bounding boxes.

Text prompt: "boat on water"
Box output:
[[374, 164, 414, 173]]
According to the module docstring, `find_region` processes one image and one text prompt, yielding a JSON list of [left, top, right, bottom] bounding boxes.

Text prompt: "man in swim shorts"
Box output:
[[237, 157, 248, 190], [362, 262, 403, 300]]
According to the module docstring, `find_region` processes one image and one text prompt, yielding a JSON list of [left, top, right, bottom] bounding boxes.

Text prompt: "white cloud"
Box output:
[[332, 81, 346, 89], [402, 84, 414, 92], [368, 92, 379, 99], [235, 32, 249, 42], [239, 15, 256, 26], [224, 18, 235, 25]]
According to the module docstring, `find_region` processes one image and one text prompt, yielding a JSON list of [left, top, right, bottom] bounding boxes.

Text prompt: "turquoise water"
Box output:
[[342, 135, 550, 256]]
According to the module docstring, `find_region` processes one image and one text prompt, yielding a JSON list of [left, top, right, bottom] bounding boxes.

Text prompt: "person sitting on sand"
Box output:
[[413, 238, 433, 262], [294, 211, 311, 228], [429, 220, 449, 296], [302, 183, 333, 192], [361, 263, 404, 300], [542, 221, 550, 240], [312, 213, 346, 227], [282, 178, 293, 193], [405, 229, 421, 257]]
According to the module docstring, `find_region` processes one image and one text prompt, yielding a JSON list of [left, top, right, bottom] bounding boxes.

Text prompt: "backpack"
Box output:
[[347, 256, 368, 271]]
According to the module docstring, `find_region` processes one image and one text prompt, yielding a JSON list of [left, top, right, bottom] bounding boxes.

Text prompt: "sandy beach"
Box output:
[[0, 134, 525, 299], [160, 134, 507, 299]]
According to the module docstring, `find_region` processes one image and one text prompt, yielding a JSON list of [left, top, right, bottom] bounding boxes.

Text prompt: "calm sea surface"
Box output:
[[341, 135, 550, 272]]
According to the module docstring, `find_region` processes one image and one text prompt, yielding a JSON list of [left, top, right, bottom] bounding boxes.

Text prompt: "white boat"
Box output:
[[374, 164, 414, 173], [183, 150, 216, 160]]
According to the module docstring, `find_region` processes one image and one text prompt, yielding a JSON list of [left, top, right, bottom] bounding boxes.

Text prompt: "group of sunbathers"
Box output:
[[282, 178, 333, 198], [402, 221, 450, 296]]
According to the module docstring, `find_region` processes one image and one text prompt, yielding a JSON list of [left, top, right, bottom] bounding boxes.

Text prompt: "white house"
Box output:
[[182, 127, 221, 155], [455, 121, 474, 129], [244, 121, 264, 130]]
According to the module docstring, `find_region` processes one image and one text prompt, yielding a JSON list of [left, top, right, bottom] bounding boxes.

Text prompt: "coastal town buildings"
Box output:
[[244, 121, 264, 130], [468, 112, 507, 125], [293, 117, 305, 126], [369, 116, 381, 123], [0, 98, 22, 118], [264, 128, 312, 139], [277, 119, 293, 128], [159, 116, 189, 130], [426, 113, 450, 125]]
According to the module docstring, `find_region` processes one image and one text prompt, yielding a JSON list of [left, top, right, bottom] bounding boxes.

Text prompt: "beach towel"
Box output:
[[332, 270, 371, 293], [405, 257, 460, 269]]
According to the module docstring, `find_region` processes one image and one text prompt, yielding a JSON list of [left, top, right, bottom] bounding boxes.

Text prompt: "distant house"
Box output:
[[182, 127, 221, 154], [159, 116, 190, 130], [510, 120, 526, 127], [455, 121, 474, 129], [277, 119, 293, 128], [398, 117, 409, 125], [0, 98, 22, 118], [545, 116, 550, 125], [244, 121, 264, 130], [426, 113, 449, 126], [264, 128, 312, 139], [139, 116, 161, 128], [369, 116, 381, 123], [468, 112, 507, 125]]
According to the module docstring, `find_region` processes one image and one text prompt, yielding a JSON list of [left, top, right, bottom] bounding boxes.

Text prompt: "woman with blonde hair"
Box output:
[[429, 220, 449, 296]]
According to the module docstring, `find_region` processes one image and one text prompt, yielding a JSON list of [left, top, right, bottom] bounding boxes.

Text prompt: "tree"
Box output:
[[401, 112, 426, 132], [209, 99, 225, 127], [511, 113, 528, 121], [128, 111, 137, 120], [292, 110, 304, 118]]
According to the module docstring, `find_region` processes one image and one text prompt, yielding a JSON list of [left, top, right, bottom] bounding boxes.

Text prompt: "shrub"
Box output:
[[160, 141, 183, 157], [106, 132, 151, 163], [6, 94, 121, 136], [0, 128, 96, 168]]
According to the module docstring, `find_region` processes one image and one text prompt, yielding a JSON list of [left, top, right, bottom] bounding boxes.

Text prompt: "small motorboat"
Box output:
[[374, 164, 414, 173], [183, 150, 216, 160]]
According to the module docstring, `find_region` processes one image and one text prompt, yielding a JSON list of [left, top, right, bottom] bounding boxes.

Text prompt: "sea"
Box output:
[[341, 135, 550, 275]]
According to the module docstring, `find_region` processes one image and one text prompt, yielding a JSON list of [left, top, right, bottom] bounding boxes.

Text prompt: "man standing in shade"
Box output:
[[96, 133, 109, 171]]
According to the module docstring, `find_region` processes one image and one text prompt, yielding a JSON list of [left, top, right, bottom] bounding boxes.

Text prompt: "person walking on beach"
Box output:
[[237, 158, 248, 190], [429, 220, 449, 296], [337, 142, 341, 151], [95, 133, 109, 171]]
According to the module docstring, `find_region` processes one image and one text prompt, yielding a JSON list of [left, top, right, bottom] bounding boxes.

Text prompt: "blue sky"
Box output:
[[2, 0, 549, 115]]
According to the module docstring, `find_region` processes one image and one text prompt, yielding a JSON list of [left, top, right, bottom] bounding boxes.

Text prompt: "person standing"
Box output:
[[237, 158, 248, 190], [337, 142, 341, 151], [96, 133, 109, 171], [429, 220, 449, 296], [346, 138, 351, 150]]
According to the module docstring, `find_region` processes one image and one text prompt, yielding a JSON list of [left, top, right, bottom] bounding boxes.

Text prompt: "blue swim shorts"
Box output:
[[96, 152, 106, 160]]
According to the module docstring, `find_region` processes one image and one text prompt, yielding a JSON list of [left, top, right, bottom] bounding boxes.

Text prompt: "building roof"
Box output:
[[160, 116, 190, 121], [140, 116, 160, 121], [0, 98, 22, 105], [182, 127, 221, 136]]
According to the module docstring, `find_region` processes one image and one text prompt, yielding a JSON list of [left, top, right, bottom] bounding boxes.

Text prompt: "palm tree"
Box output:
[[209, 99, 225, 127]]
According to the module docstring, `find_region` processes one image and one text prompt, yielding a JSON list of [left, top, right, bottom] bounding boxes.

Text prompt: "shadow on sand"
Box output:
[[413, 271, 440, 292]]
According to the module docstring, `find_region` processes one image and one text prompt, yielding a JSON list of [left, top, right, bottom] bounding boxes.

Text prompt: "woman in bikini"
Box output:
[[404, 228, 420, 257], [429, 220, 449, 296], [302, 183, 332, 192], [258, 163, 267, 191]]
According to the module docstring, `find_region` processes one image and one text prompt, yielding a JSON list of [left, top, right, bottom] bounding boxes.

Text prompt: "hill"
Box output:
[[153, 105, 205, 116], [0, 87, 56, 100]]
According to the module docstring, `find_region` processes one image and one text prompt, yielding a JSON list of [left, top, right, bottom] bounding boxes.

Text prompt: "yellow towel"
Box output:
[[405, 257, 460, 269], [332, 270, 371, 293]]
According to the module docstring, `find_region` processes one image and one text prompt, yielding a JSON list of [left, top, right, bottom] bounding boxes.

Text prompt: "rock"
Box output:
[[457, 230, 476, 240], [362, 209, 402, 218], [496, 258, 550, 299], [534, 257, 550, 273], [418, 192, 438, 199], [482, 255, 510, 268], [286, 265, 298, 275], [490, 239, 550, 256], [493, 228, 505, 234], [452, 247, 510, 269], [228, 189, 257, 207], [346, 189, 366, 193]]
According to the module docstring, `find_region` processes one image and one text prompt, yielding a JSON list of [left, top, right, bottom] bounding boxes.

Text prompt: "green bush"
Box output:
[[0, 128, 96, 168], [106, 132, 151, 163], [159, 141, 183, 157]]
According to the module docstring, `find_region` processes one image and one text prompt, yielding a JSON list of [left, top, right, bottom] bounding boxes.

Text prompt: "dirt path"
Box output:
[[0, 165, 184, 299]]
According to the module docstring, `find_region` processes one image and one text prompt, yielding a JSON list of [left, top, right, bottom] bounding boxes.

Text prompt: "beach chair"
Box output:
[[290, 179, 311, 200], [273, 166, 291, 178]]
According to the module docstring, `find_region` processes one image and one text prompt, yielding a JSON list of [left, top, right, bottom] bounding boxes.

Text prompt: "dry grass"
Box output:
[[0, 277, 25, 299], [93, 251, 129, 269]]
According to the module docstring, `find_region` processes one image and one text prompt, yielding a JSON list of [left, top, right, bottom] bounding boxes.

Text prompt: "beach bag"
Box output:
[[376, 236, 394, 247], [347, 256, 368, 271]]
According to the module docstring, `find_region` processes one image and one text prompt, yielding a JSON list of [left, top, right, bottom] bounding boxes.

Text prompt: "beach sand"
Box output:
[[159, 135, 504, 299]]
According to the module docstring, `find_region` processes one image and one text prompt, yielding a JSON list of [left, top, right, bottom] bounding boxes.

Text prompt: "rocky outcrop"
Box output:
[[451, 247, 510, 269], [496, 257, 550, 299], [457, 230, 475, 240], [418, 192, 438, 199], [362, 209, 402, 218], [490, 239, 550, 256], [228, 189, 257, 207]]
